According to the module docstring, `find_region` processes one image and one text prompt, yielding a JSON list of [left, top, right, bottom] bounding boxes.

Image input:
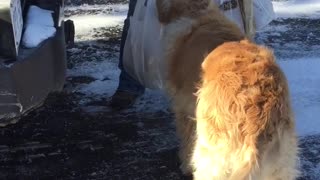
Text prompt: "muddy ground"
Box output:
[[0, 0, 319, 179]]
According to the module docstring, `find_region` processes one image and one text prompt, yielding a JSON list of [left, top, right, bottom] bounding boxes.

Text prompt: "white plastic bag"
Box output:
[[253, 0, 275, 31], [215, 0, 275, 35], [214, 0, 246, 33], [123, 0, 165, 89]]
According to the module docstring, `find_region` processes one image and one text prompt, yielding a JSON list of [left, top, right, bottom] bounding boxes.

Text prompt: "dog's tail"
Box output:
[[195, 40, 292, 179]]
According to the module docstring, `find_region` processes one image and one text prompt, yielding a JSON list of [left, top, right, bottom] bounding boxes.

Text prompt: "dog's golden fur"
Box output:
[[156, 0, 299, 179]]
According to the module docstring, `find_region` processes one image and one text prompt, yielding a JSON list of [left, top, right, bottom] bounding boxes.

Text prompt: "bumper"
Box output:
[[0, 0, 69, 126]]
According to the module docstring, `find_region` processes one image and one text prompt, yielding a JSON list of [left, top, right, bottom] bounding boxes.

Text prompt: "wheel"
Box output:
[[64, 19, 75, 46]]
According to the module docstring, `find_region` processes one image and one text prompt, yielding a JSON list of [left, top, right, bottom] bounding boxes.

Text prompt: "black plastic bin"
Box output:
[[0, 0, 74, 126]]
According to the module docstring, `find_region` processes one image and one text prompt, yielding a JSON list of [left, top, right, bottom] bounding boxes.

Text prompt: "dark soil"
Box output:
[[0, 1, 319, 179]]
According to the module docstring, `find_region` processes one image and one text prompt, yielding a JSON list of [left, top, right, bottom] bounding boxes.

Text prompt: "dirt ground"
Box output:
[[0, 0, 319, 179]]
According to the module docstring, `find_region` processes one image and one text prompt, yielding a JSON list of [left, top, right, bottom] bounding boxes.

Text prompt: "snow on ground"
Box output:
[[69, 14, 125, 39], [279, 58, 320, 136], [65, 4, 128, 12], [273, 0, 320, 18], [65, 5, 125, 93], [67, 59, 119, 97], [270, 0, 320, 136], [65, 4, 127, 40]]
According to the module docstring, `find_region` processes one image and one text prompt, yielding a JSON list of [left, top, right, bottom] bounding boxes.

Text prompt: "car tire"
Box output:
[[64, 19, 75, 46]]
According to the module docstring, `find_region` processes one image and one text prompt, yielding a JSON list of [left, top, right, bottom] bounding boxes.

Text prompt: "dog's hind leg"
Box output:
[[260, 128, 299, 180], [174, 111, 196, 175]]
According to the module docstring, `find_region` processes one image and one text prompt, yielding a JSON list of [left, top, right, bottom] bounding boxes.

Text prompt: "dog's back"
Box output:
[[193, 40, 298, 180]]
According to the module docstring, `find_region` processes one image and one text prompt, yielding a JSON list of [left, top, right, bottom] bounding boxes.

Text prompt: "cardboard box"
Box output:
[[0, 0, 23, 58]]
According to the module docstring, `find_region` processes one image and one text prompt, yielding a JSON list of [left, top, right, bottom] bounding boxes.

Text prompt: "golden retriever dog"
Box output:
[[156, 0, 299, 179]]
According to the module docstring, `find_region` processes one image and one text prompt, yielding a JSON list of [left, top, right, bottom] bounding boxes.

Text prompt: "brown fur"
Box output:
[[156, 0, 299, 179]]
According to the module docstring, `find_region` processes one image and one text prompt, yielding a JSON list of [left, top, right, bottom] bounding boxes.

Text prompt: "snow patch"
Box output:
[[22, 5, 56, 48], [257, 23, 289, 33], [273, 0, 320, 19], [65, 5, 127, 40], [67, 59, 120, 97], [65, 4, 128, 12], [130, 90, 170, 113], [67, 58, 170, 113], [278, 57, 320, 136]]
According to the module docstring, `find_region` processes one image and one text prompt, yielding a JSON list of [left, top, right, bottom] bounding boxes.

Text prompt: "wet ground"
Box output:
[[0, 92, 181, 179], [1, 1, 320, 179]]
